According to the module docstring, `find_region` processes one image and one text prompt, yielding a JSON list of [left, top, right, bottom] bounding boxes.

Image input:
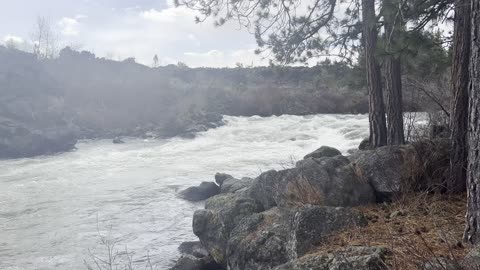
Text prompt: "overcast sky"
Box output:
[[0, 0, 269, 67]]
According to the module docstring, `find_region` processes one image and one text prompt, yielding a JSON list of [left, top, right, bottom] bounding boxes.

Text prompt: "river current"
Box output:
[[0, 114, 372, 269]]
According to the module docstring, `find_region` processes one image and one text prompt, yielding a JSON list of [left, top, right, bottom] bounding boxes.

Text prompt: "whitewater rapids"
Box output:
[[0, 114, 373, 269]]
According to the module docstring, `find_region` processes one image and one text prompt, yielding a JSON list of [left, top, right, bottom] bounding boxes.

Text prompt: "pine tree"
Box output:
[[449, 0, 471, 194], [464, 0, 480, 244]]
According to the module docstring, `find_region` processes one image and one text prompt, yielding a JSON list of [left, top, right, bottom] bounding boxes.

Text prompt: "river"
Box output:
[[0, 114, 371, 269]]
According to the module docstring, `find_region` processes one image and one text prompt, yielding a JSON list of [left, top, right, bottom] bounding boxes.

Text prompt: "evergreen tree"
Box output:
[[464, 0, 480, 244], [383, 0, 405, 145], [363, 0, 387, 147], [449, 0, 471, 194]]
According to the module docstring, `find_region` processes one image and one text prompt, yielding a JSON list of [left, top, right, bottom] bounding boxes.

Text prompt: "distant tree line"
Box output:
[[0, 43, 449, 139]]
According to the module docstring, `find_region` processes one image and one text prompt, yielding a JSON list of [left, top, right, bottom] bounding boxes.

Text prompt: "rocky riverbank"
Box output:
[[171, 139, 459, 270], [1, 46, 227, 159], [0, 117, 78, 159], [0, 113, 223, 159]]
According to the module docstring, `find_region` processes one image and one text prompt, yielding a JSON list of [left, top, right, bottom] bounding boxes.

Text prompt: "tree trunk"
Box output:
[[449, 0, 471, 194], [362, 0, 387, 148], [384, 0, 405, 145], [464, 0, 480, 244]]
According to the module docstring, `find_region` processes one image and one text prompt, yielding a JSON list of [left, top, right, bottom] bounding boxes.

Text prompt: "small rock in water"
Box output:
[[179, 182, 220, 202]]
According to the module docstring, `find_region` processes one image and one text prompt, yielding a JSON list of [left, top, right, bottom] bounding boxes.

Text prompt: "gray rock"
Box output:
[[178, 241, 209, 258], [221, 177, 254, 194], [169, 255, 203, 270], [169, 254, 224, 270], [226, 208, 294, 270], [275, 246, 387, 270], [247, 169, 282, 210], [358, 138, 372, 150], [304, 146, 342, 159], [193, 192, 264, 266], [224, 206, 368, 270], [179, 182, 220, 202], [249, 156, 376, 209], [348, 144, 420, 199], [214, 173, 233, 186], [289, 205, 368, 258]]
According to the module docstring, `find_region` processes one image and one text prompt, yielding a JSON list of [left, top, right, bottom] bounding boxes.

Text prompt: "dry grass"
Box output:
[[310, 193, 468, 269]]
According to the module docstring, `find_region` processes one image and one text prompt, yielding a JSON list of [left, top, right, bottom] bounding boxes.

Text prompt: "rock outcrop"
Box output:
[[349, 140, 449, 200], [250, 155, 376, 209], [0, 118, 77, 159], [193, 192, 264, 263], [178, 140, 449, 269], [225, 206, 368, 270], [179, 182, 220, 202]]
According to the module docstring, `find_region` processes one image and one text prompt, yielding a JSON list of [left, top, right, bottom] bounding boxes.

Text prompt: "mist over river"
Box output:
[[0, 114, 374, 269]]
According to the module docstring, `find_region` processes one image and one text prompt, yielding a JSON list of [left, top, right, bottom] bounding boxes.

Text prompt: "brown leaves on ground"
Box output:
[[311, 193, 468, 269]]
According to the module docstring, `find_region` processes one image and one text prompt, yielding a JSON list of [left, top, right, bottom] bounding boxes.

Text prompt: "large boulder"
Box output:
[[274, 246, 387, 270], [192, 192, 264, 265], [225, 206, 367, 270], [348, 141, 450, 200], [179, 182, 220, 202], [349, 145, 415, 198], [304, 146, 342, 159], [226, 208, 295, 270], [289, 205, 368, 258], [220, 177, 254, 194], [248, 155, 376, 209]]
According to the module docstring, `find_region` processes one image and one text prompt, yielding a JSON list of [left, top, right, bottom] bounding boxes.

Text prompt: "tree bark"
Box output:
[[362, 0, 387, 148], [449, 0, 471, 194], [464, 0, 479, 244], [384, 0, 405, 145]]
